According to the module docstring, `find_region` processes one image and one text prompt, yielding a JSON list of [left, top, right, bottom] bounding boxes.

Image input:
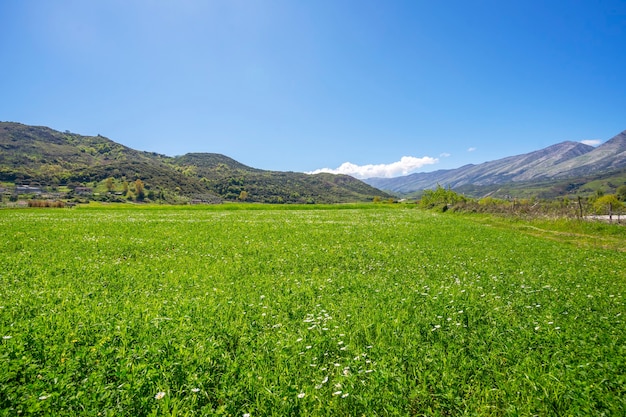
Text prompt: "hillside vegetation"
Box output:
[[0, 122, 390, 204], [417, 184, 626, 225]]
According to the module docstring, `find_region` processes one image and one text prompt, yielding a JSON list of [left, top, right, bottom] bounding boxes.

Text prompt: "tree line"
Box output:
[[418, 185, 626, 219]]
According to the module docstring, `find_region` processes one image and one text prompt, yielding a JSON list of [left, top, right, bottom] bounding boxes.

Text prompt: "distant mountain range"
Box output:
[[3, 121, 625, 203], [0, 122, 391, 204], [363, 130, 626, 198]]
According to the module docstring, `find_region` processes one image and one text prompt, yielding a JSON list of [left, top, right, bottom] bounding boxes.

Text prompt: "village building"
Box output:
[[16, 185, 42, 194]]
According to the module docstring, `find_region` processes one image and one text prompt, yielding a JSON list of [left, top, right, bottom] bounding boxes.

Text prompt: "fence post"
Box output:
[[577, 196, 583, 219]]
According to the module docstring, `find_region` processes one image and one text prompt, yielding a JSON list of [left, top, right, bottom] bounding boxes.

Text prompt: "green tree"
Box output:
[[617, 185, 626, 201], [593, 194, 623, 214], [420, 185, 466, 210], [105, 177, 115, 192], [239, 190, 249, 201], [134, 179, 145, 201]]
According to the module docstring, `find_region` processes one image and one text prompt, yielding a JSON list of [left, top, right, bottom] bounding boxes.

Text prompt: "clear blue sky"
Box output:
[[1, 1, 625, 178]]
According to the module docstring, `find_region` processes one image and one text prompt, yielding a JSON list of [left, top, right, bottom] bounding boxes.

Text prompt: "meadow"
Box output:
[[0, 204, 624, 416]]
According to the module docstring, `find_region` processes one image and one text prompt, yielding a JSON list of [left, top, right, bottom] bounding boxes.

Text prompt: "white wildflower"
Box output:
[[297, 392, 305, 398], [155, 391, 166, 400]]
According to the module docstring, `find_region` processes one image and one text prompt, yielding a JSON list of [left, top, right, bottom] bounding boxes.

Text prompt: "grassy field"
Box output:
[[1, 204, 625, 416]]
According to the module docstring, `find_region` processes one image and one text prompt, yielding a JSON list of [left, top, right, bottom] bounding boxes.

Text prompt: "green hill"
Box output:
[[0, 122, 391, 204], [171, 153, 392, 203]]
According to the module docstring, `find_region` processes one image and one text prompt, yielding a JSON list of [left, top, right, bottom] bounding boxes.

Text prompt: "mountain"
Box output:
[[364, 130, 626, 197], [170, 152, 392, 203], [545, 131, 626, 177], [0, 122, 391, 204], [0, 122, 211, 196]]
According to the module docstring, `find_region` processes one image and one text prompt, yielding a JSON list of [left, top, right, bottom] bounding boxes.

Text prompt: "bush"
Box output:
[[593, 194, 623, 214], [419, 186, 466, 209], [27, 200, 66, 208]]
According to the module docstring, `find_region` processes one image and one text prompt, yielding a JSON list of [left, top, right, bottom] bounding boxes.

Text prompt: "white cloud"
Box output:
[[467, 147, 477, 152], [581, 139, 601, 146], [307, 156, 438, 179], [440, 152, 451, 158]]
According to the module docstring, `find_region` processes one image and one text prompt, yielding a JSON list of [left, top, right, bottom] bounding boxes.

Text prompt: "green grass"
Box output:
[[463, 212, 626, 252], [1, 206, 625, 416]]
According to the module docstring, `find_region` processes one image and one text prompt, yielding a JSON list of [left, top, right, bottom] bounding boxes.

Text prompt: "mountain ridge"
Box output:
[[546, 131, 626, 177], [363, 130, 626, 196], [3, 121, 625, 202]]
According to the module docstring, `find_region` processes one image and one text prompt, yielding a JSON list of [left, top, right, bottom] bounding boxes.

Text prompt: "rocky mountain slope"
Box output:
[[545, 131, 626, 177], [364, 130, 626, 195]]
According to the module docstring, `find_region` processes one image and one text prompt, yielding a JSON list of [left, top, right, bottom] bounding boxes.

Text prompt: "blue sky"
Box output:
[[1, 1, 625, 178]]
